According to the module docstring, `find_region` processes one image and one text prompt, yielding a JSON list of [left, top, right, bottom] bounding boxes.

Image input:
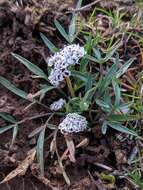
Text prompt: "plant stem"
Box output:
[[65, 77, 75, 98]]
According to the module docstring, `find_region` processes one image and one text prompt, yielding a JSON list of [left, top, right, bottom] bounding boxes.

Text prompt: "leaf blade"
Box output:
[[0, 76, 28, 99], [12, 53, 48, 80], [54, 20, 70, 43], [40, 33, 58, 53], [36, 128, 46, 175]]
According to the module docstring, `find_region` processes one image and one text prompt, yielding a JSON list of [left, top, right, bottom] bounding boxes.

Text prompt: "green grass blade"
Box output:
[[40, 33, 58, 53], [112, 80, 121, 106], [0, 113, 16, 123], [0, 76, 28, 99], [101, 121, 108, 135], [0, 124, 16, 134], [71, 70, 87, 82], [116, 58, 136, 78], [107, 114, 142, 122], [54, 20, 70, 43], [99, 63, 118, 94], [80, 86, 97, 111], [85, 73, 92, 92], [36, 127, 46, 176], [96, 99, 110, 109], [12, 53, 48, 80], [107, 122, 139, 137], [69, 16, 76, 42]]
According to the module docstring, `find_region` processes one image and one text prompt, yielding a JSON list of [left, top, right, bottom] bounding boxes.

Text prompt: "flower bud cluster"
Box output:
[[58, 113, 87, 134], [50, 98, 66, 111], [48, 44, 86, 86]]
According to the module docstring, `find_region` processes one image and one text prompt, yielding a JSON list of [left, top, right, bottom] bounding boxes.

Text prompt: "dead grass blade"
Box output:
[[65, 135, 76, 163], [0, 148, 36, 184]]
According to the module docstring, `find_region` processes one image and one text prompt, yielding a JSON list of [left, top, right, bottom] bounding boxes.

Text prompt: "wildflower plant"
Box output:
[[0, 0, 142, 184]]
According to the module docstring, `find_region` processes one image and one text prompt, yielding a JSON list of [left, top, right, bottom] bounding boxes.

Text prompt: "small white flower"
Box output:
[[48, 44, 86, 86], [58, 113, 87, 134], [50, 98, 66, 111]]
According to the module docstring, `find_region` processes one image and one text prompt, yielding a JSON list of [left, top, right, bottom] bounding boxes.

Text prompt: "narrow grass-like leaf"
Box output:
[[0, 76, 28, 99], [12, 125, 18, 145], [116, 102, 132, 113], [54, 20, 70, 43], [69, 15, 76, 42], [12, 53, 48, 80], [103, 89, 111, 106], [80, 87, 97, 111], [40, 33, 58, 53], [71, 70, 87, 82], [99, 63, 118, 94], [107, 114, 142, 122], [85, 73, 92, 92], [116, 58, 135, 78], [107, 122, 139, 137], [93, 48, 101, 60], [68, 0, 83, 42], [112, 80, 121, 106], [0, 124, 16, 134], [83, 86, 97, 103], [101, 121, 108, 135], [0, 113, 16, 123], [86, 54, 99, 63], [96, 99, 110, 109], [36, 127, 45, 175]]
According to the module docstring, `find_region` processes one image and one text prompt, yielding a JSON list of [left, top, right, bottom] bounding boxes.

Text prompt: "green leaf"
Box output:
[[0, 113, 16, 123], [68, 0, 83, 42], [0, 124, 16, 134], [116, 58, 135, 78], [54, 20, 70, 43], [87, 41, 122, 64], [112, 80, 121, 106], [36, 127, 46, 175], [107, 122, 139, 137], [96, 99, 110, 109], [114, 102, 131, 113], [71, 70, 87, 82], [101, 121, 108, 135], [33, 85, 55, 101], [103, 89, 111, 106], [12, 53, 48, 80], [93, 48, 101, 60], [99, 63, 118, 94], [69, 15, 76, 42], [0, 76, 28, 99], [85, 54, 99, 63], [83, 86, 97, 103], [40, 33, 58, 53], [107, 114, 141, 122], [85, 73, 92, 92], [80, 86, 97, 111]]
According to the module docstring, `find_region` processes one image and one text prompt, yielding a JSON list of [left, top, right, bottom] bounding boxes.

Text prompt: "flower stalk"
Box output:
[[65, 77, 75, 98]]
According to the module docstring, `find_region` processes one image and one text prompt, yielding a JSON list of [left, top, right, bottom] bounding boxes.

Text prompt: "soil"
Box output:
[[0, 0, 142, 190]]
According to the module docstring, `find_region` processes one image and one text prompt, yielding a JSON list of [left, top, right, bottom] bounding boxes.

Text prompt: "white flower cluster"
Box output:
[[58, 113, 87, 134], [48, 44, 86, 86], [50, 98, 66, 111]]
